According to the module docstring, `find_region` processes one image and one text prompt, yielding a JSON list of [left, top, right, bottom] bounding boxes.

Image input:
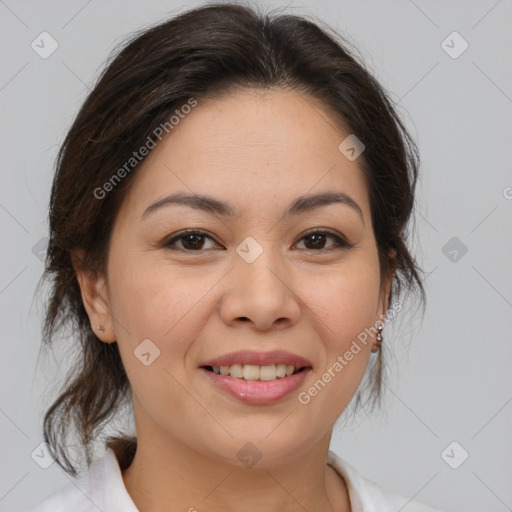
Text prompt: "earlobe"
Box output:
[[71, 249, 116, 343]]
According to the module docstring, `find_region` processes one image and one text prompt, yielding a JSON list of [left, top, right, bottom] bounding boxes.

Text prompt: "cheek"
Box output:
[[106, 260, 207, 426], [305, 252, 382, 346], [295, 257, 380, 422], [107, 251, 199, 340], [106, 254, 220, 383]]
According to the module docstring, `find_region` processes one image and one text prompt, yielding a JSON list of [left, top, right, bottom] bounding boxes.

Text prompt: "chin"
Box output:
[[200, 431, 320, 470]]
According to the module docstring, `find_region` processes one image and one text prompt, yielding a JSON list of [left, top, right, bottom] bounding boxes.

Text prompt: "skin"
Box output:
[[73, 87, 393, 512]]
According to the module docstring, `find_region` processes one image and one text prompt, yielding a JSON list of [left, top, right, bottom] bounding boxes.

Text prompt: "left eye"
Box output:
[[163, 229, 351, 251], [295, 230, 351, 250]]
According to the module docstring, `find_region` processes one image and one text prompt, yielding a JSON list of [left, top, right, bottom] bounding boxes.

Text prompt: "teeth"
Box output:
[[276, 364, 286, 378], [259, 365, 276, 381], [210, 363, 301, 380], [229, 364, 243, 379], [243, 364, 260, 380]]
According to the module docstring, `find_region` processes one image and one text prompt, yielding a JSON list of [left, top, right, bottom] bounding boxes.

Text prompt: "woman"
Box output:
[[28, 2, 442, 511]]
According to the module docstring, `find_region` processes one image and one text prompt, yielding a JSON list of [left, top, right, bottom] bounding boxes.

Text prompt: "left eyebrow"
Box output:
[[142, 191, 364, 225]]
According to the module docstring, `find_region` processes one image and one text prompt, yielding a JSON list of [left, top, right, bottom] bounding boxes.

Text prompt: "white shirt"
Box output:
[[27, 448, 442, 512]]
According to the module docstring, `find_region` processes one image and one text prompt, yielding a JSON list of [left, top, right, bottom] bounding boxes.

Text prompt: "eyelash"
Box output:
[[162, 228, 353, 252]]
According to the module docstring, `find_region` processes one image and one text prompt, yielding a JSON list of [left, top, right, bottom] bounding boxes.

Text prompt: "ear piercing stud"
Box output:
[[371, 323, 383, 353], [97, 325, 105, 332]]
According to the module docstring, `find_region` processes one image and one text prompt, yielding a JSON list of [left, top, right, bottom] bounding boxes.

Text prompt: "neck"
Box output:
[[121, 428, 350, 512]]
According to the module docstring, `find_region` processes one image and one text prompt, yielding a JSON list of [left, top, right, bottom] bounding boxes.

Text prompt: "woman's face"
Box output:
[[88, 88, 390, 467]]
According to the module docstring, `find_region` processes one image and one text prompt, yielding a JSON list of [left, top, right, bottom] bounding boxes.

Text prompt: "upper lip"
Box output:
[[200, 350, 313, 368]]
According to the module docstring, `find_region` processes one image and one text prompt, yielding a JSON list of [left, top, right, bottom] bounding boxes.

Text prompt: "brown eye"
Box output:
[[295, 230, 352, 251], [180, 233, 206, 250], [163, 230, 219, 251]]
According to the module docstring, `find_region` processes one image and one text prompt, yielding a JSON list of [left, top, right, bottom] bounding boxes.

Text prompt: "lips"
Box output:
[[199, 349, 313, 369], [198, 350, 313, 405]]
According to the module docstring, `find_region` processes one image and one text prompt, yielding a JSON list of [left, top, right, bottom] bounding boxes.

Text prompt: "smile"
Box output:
[[203, 363, 306, 381], [199, 350, 313, 405]]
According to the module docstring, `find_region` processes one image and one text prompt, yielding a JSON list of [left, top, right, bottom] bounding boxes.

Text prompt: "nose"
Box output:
[[219, 244, 301, 332]]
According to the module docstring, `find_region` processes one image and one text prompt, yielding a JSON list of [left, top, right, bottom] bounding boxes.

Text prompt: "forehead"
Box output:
[[118, 88, 370, 221]]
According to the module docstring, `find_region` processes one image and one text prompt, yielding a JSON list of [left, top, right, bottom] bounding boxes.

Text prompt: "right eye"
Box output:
[[162, 229, 222, 251]]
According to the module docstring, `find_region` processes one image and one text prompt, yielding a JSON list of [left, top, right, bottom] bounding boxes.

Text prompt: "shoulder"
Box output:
[[25, 478, 94, 512], [25, 448, 122, 512], [327, 451, 443, 512], [26, 448, 139, 512]]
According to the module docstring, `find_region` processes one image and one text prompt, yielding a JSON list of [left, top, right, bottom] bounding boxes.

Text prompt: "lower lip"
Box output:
[[200, 368, 311, 405]]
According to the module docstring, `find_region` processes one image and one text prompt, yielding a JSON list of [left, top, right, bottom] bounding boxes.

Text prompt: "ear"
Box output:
[[71, 248, 116, 343], [376, 248, 397, 323]]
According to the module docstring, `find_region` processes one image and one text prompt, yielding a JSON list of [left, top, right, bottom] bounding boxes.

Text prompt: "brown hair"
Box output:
[[37, 1, 425, 477]]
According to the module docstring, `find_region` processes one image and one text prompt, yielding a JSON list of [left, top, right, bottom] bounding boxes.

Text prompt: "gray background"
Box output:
[[1, 1, 511, 511]]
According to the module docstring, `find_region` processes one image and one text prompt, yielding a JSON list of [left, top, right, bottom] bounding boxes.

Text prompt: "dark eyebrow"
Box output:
[[142, 191, 364, 224]]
